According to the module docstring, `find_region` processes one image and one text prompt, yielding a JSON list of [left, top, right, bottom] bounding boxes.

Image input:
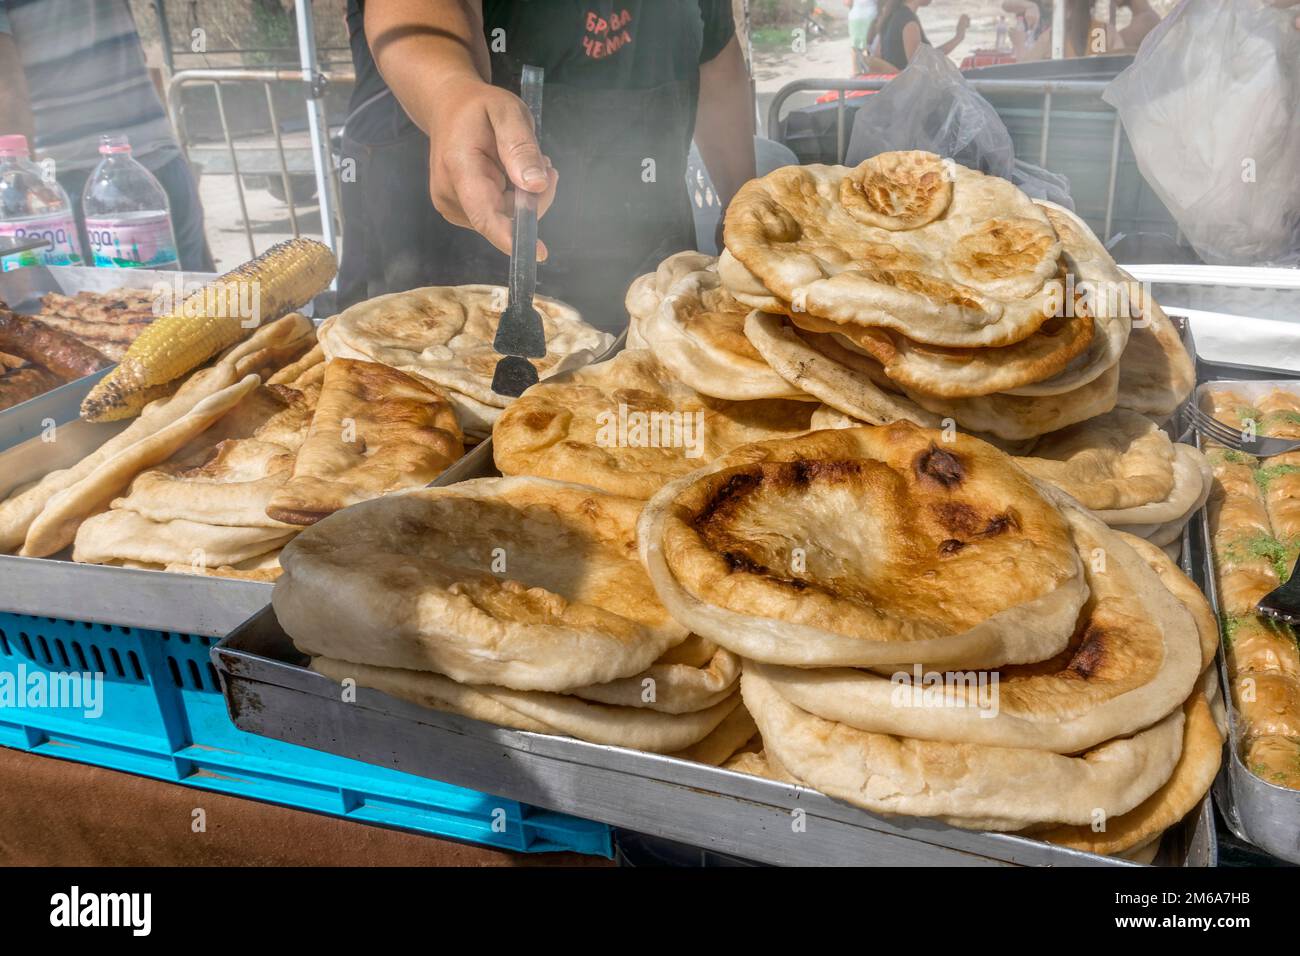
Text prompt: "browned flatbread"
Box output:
[[1035, 693, 1222, 855], [265, 358, 464, 525]]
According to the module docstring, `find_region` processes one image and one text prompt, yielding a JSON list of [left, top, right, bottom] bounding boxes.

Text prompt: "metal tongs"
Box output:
[[491, 64, 547, 398]]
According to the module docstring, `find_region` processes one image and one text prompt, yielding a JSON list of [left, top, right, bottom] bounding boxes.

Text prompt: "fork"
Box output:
[[1257, 555, 1300, 624], [1183, 403, 1300, 457]]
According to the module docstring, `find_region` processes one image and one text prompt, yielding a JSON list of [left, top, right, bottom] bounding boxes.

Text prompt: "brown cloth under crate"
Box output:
[[0, 746, 610, 867]]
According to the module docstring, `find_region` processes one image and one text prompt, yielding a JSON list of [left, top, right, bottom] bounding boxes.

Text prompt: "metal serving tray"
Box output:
[[212, 598, 1216, 867], [210, 406, 1217, 867], [0, 377, 497, 635], [0, 264, 218, 314], [1192, 376, 1300, 864], [0, 306, 614, 634], [0, 266, 219, 447]]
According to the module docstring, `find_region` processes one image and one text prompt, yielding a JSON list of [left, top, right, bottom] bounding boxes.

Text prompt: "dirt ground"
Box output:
[[751, 0, 1011, 94]]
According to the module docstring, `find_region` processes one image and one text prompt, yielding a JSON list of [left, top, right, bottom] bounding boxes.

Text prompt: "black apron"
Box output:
[[421, 10, 701, 331]]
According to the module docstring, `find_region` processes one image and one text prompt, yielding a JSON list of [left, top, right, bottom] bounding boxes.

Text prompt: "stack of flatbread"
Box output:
[[69, 354, 464, 579], [316, 285, 615, 440], [638, 423, 1222, 860], [272, 478, 756, 765], [492, 348, 823, 498], [710, 150, 1192, 442], [1013, 408, 1211, 561], [0, 314, 317, 561], [0, 316, 468, 580]]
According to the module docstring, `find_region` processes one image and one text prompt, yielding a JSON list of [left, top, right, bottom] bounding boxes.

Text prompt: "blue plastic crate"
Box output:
[[0, 612, 611, 857]]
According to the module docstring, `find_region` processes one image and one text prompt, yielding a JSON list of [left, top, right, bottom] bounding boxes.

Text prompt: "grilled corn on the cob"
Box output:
[[81, 238, 335, 422]]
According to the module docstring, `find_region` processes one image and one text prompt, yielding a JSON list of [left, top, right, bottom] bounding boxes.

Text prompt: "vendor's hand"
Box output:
[[425, 77, 560, 259], [956, 13, 971, 36]]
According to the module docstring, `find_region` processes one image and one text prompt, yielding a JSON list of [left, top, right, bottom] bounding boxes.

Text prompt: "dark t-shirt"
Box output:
[[880, 5, 927, 71], [343, 0, 735, 145]]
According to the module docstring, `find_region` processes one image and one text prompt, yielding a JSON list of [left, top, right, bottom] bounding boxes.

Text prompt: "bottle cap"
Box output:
[[98, 134, 132, 155], [0, 134, 30, 157]]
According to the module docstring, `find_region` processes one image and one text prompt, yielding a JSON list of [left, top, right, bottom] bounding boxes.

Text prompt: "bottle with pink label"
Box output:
[[81, 134, 179, 270], [0, 134, 84, 271]]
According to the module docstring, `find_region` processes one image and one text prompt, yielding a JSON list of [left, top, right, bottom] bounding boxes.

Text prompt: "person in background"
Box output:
[[0, 0, 213, 272], [341, 1, 756, 331], [1006, 0, 1141, 60], [1115, 0, 1159, 49], [1001, 0, 1049, 46], [846, 0, 878, 73], [875, 0, 969, 71]]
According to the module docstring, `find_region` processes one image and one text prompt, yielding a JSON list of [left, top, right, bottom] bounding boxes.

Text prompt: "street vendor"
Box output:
[[339, 0, 756, 328]]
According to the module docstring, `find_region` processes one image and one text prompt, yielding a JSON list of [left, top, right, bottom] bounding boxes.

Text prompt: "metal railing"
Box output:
[[165, 67, 346, 261], [766, 77, 1127, 242]]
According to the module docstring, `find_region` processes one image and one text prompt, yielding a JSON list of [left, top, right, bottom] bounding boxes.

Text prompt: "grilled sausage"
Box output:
[[0, 308, 111, 381], [0, 363, 64, 411]]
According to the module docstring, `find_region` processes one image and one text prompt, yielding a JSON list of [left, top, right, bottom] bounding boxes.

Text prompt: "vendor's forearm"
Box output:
[[364, 0, 490, 133], [695, 36, 756, 211]]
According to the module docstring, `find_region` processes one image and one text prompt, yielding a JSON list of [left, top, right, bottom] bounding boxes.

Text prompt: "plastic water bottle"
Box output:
[[996, 16, 1009, 52], [82, 134, 179, 270], [0, 134, 84, 271]]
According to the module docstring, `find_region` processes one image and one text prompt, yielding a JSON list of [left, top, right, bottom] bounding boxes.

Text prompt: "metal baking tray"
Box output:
[[0, 264, 217, 314], [210, 436, 1217, 868], [212, 598, 1215, 867], [0, 317, 618, 634], [0, 376, 496, 635], [1191, 376, 1300, 864], [0, 266, 219, 446]]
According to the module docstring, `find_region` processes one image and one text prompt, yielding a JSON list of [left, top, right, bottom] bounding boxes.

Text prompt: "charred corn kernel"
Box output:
[[81, 239, 335, 422]]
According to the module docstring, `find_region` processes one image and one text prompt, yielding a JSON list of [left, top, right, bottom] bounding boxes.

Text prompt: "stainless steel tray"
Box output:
[[211, 601, 1216, 867], [0, 264, 217, 314], [1192, 377, 1300, 864], [209, 418, 1217, 867], [0, 312, 605, 634], [0, 379, 497, 635], [0, 266, 219, 446]]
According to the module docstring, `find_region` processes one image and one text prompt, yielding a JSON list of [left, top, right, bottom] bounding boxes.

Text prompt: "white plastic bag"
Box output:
[[844, 44, 1074, 208], [1104, 0, 1300, 266]]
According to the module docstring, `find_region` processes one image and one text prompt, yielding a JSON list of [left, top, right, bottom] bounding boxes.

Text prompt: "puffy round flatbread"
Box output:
[[747, 496, 1200, 753], [1115, 293, 1194, 417], [743, 668, 1186, 831], [625, 250, 717, 323], [73, 509, 296, 567], [1091, 444, 1209, 526], [999, 201, 1133, 397], [899, 363, 1119, 441], [310, 657, 742, 755], [317, 284, 614, 410], [787, 299, 1095, 399], [567, 634, 741, 714], [636, 269, 812, 401], [638, 423, 1088, 670], [1119, 531, 1218, 672], [1034, 692, 1221, 855], [273, 477, 689, 692], [744, 311, 942, 428], [723, 151, 1063, 347], [492, 348, 818, 499], [1015, 409, 1176, 512]]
